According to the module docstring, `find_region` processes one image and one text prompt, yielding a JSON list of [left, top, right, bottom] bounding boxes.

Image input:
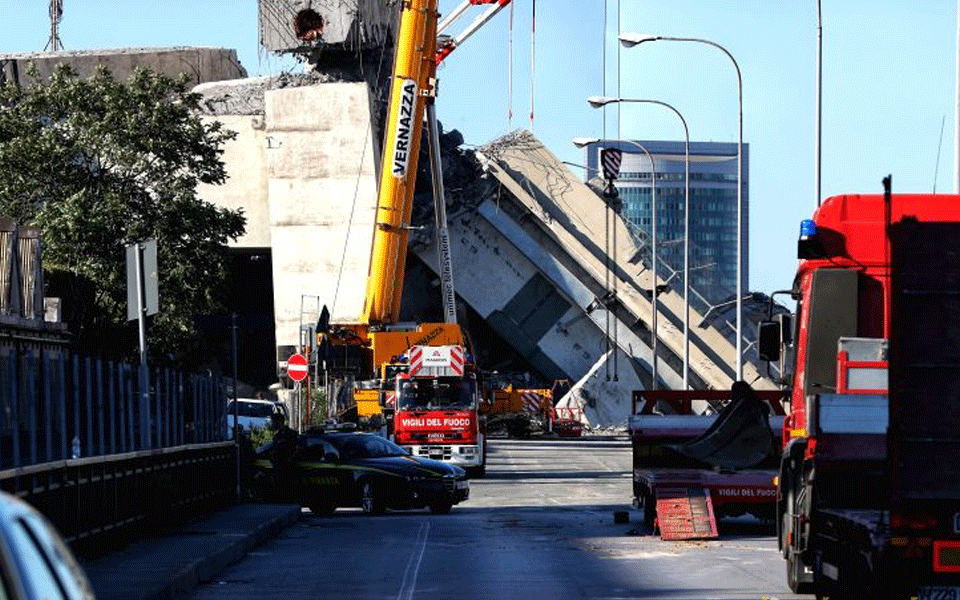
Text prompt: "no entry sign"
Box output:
[[287, 353, 308, 382]]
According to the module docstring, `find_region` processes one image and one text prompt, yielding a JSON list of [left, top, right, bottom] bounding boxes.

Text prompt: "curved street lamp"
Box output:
[[619, 32, 745, 382], [586, 96, 690, 389], [573, 136, 660, 390]]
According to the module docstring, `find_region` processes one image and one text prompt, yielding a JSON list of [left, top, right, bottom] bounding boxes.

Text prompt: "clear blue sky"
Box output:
[[2, 1, 958, 294]]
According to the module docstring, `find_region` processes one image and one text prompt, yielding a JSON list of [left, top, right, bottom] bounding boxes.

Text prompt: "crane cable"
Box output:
[[508, 0, 513, 129], [529, 0, 536, 132], [332, 28, 391, 317]]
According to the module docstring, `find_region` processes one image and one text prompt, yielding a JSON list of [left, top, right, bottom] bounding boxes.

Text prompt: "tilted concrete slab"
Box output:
[[414, 131, 774, 405], [477, 131, 775, 392]]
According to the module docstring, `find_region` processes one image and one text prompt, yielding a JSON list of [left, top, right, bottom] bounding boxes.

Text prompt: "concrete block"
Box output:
[[198, 115, 270, 248], [265, 83, 372, 132], [267, 177, 377, 227], [258, 0, 398, 54], [0, 47, 246, 87], [263, 83, 381, 349], [266, 130, 376, 180]]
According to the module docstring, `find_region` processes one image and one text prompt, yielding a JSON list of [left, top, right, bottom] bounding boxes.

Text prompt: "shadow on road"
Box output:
[[477, 469, 629, 480]]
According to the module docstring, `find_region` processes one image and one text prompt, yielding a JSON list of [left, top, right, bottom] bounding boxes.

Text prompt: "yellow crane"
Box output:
[[321, 0, 512, 381]]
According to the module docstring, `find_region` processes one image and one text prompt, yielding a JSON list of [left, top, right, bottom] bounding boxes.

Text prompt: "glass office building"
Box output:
[[582, 140, 748, 307]]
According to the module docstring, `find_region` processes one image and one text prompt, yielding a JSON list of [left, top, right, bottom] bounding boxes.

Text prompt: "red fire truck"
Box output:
[[390, 345, 487, 476], [764, 180, 960, 599]]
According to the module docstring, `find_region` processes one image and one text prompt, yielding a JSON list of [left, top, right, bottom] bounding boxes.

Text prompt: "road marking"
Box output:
[[396, 522, 430, 600]]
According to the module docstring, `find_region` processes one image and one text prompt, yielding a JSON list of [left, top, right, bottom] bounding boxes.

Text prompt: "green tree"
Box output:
[[0, 64, 245, 364]]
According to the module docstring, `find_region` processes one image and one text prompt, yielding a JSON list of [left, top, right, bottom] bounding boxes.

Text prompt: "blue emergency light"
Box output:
[[798, 219, 819, 259]]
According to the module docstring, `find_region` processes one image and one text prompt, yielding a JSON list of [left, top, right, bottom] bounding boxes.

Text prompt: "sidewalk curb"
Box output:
[[145, 505, 302, 600]]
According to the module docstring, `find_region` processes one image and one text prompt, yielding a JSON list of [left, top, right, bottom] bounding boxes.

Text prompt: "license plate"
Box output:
[[954, 512, 960, 534], [919, 587, 960, 600], [456, 480, 468, 490]]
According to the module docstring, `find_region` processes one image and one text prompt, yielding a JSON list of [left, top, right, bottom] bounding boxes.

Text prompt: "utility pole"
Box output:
[[231, 312, 240, 499], [45, 0, 64, 51]]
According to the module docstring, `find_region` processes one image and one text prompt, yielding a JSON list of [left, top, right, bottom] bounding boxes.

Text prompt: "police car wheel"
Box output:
[[309, 501, 336, 516]]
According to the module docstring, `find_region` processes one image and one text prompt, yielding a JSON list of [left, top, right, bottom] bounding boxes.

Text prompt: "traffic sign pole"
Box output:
[[305, 344, 311, 427], [287, 353, 309, 430]]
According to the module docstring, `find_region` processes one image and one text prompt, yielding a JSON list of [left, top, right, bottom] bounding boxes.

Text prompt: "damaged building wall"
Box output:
[[258, 0, 399, 56]]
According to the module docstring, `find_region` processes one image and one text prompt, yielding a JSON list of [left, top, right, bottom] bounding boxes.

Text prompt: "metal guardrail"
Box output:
[[0, 331, 238, 558], [0, 442, 236, 558]]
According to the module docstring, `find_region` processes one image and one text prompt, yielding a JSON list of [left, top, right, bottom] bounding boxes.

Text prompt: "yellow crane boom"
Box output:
[[324, 0, 511, 370], [364, 0, 439, 326]]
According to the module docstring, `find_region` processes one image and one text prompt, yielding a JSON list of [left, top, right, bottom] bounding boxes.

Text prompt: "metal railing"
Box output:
[[0, 328, 236, 557], [0, 337, 229, 470], [0, 442, 236, 558]]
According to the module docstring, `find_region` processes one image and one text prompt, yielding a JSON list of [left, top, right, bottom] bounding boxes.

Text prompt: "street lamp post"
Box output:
[[586, 97, 690, 388], [619, 32, 744, 382], [573, 137, 660, 389]]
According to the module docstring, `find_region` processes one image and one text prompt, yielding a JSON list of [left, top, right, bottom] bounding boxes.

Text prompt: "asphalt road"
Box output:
[[186, 436, 811, 600]]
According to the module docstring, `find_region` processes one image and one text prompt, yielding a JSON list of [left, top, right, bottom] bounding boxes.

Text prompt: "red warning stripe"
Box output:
[[450, 346, 464, 375], [409, 346, 423, 375]]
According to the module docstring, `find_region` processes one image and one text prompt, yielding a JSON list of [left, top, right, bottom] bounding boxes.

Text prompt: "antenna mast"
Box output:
[[45, 0, 64, 51]]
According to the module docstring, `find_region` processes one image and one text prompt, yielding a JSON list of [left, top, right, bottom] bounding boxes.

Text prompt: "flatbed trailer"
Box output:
[[633, 468, 777, 540], [630, 390, 786, 540]]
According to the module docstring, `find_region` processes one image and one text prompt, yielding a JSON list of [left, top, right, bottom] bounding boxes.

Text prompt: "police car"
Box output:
[[255, 429, 469, 515]]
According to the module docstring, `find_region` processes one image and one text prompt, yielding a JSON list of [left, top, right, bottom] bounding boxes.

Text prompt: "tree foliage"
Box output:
[[0, 64, 245, 364]]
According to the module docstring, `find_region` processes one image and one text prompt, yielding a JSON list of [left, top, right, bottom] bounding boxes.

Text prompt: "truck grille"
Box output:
[[416, 446, 452, 460]]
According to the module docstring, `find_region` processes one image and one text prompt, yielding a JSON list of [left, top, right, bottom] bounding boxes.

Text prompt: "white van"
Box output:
[[225, 399, 284, 439]]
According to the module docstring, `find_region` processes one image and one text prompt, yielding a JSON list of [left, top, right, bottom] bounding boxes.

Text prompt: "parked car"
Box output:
[[0, 490, 95, 599], [254, 429, 470, 515], [225, 398, 285, 439]]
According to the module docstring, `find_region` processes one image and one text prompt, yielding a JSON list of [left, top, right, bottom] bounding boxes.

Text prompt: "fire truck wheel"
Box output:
[[786, 548, 812, 594], [361, 479, 386, 515], [428, 501, 452, 514]]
